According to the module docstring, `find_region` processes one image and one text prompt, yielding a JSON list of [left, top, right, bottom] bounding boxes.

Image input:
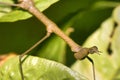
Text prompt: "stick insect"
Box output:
[[0, 0, 101, 80]]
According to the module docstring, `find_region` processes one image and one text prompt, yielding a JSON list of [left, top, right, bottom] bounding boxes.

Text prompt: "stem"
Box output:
[[0, 1, 100, 80], [0, 0, 84, 53], [18, 0, 81, 53], [21, 33, 51, 56], [19, 55, 24, 80]]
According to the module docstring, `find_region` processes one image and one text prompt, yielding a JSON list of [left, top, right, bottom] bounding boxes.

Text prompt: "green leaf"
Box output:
[[91, 1, 120, 9], [0, 0, 59, 22], [71, 10, 120, 80], [0, 56, 87, 80]]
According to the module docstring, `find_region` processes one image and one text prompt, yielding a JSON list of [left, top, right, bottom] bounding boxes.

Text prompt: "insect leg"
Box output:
[[86, 56, 96, 80], [19, 32, 51, 80]]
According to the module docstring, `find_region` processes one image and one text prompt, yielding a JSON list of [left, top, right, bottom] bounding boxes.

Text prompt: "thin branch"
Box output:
[[21, 32, 51, 57], [0, 0, 83, 56], [0, 1, 101, 80], [19, 33, 51, 80], [19, 55, 24, 80], [18, 0, 81, 53]]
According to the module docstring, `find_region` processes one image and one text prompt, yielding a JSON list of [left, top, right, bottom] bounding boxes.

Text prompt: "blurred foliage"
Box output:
[[72, 5, 120, 80], [0, 56, 87, 80], [0, 0, 59, 22], [0, 0, 120, 80]]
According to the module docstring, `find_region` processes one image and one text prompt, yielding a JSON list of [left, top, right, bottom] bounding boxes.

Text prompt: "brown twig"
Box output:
[[17, 0, 81, 53], [0, 0, 101, 80], [0, 0, 100, 59]]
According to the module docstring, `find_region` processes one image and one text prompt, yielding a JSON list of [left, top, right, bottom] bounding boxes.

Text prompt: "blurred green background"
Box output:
[[0, 0, 120, 79], [0, 0, 119, 64]]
